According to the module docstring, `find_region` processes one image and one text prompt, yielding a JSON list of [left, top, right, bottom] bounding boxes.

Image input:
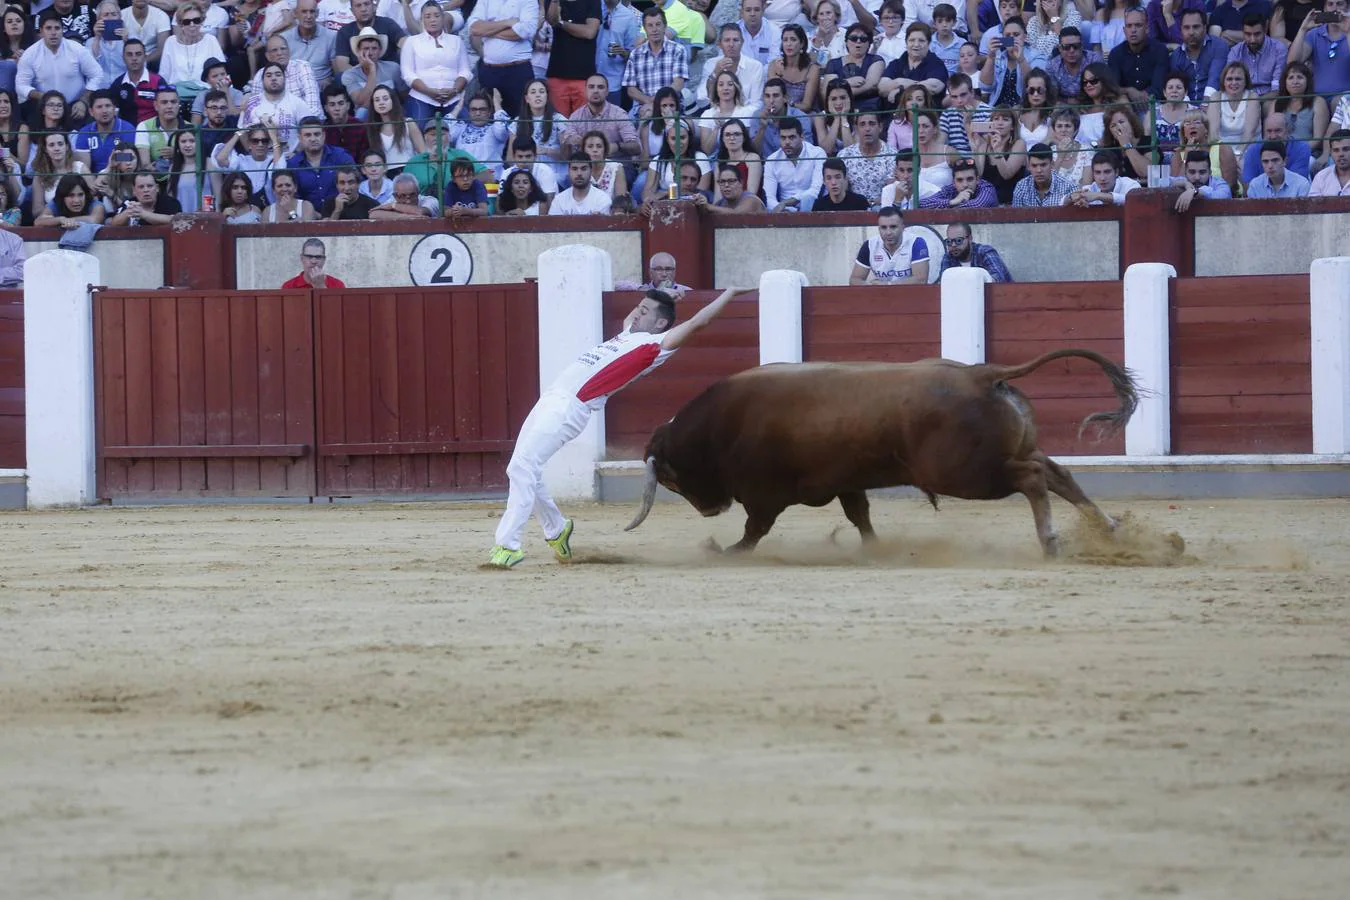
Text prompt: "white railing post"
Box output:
[[757, 269, 807, 365], [25, 249, 100, 508], [535, 244, 609, 500], [1310, 256, 1350, 455], [1122, 262, 1176, 457], [940, 266, 989, 364]]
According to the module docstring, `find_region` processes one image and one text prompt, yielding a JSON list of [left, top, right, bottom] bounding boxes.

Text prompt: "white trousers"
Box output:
[[493, 392, 592, 550]]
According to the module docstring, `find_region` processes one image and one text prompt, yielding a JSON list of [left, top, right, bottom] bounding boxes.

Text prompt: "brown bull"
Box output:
[[624, 349, 1140, 556]]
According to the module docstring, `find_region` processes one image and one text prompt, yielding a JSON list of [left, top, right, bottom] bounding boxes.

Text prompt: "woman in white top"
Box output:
[[912, 110, 955, 198], [367, 85, 425, 173], [1049, 107, 1093, 184], [29, 132, 90, 218], [1074, 62, 1124, 147], [1026, 0, 1082, 59], [1093, 0, 1128, 55], [582, 130, 628, 200], [697, 71, 756, 154], [212, 125, 284, 202], [158, 2, 225, 86], [1208, 61, 1259, 157], [507, 78, 569, 182], [1017, 69, 1055, 145], [807, 0, 848, 67]]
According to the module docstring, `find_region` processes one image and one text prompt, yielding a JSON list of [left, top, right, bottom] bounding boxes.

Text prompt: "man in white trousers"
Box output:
[[487, 284, 754, 568]]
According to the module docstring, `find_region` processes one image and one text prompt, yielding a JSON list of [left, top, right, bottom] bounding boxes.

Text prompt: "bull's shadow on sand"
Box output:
[[569, 512, 1192, 570]]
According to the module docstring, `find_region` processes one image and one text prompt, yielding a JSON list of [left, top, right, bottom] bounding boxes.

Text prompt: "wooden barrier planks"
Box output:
[[314, 284, 538, 494], [95, 290, 316, 498], [804, 285, 941, 364], [0, 290, 22, 469], [986, 281, 1127, 456], [1170, 275, 1311, 454]]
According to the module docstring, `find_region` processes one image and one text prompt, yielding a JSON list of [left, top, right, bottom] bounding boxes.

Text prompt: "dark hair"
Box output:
[[718, 21, 741, 39], [648, 85, 682, 137], [1090, 150, 1117, 170], [123, 37, 145, 51], [450, 157, 475, 174], [1179, 7, 1206, 24], [335, 165, 360, 180], [1184, 149, 1210, 166], [1001, 14, 1025, 31], [645, 289, 676, 329], [951, 158, 977, 175], [763, 76, 789, 97], [642, 5, 665, 22], [498, 168, 547, 212], [517, 78, 559, 143], [203, 88, 228, 107], [1163, 69, 1191, 92], [906, 21, 932, 40], [1259, 140, 1286, 160], [777, 116, 802, 135], [298, 115, 324, 130], [512, 134, 538, 154], [201, 57, 227, 80], [780, 23, 811, 70], [37, 8, 62, 26], [717, 162, 745, 183], [1059, 25, 1082, 40], [568, 150, 592, 164], [53, 173, 91, 214], [1028, 141, 1053, 161], [155, 83, 179, 97], [947, 72, 973, 92], [822, 157, 847, 176], [1241, 10, 1266, 28], [932, 2, 957, 20], [1275, 61, 1316, 113], [1328, 128, 1350, 144], [321, 81, 355, 109], [220, 171, 255, 204], [877, 205, 904, 219]]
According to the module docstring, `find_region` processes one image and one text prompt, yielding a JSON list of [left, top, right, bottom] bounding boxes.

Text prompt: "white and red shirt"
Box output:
[[550, 330, 675, 411]]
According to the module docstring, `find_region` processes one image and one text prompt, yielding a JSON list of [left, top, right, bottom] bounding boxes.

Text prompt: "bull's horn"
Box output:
[[624, 456, 658, 532]]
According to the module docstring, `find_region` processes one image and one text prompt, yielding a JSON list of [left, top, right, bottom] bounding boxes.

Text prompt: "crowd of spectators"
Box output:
[[0, 0, 1346, 236]]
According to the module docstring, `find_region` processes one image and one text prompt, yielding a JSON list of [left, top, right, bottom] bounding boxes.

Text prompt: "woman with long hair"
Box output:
[[497, 167, 550, 215], [1208, 61, 1259, 158], [1018, 68, 1056, 145], [508, 78, 568, 181], [18, 90, 69, 168], [168, 129, 201, 212], [1093, 0, 1129, 55], [1268, 61, 1328, 159], [1098, 103, 1153, 179], [697, 71, 755, 154], [714, 117, 763, 197], [367, 85, 425, 175], [885, 84, 930, 151], [0, 88, 21, 162], [29, 131, 90, 219], [1074, 62, 1123, 146], [93, 140, 139, 213], [0, 5, 34, 87], [767, 24, 821, 112], [638, 86, 682, 169], [35, 172, 106, 228], [644, 116, 712, 205], [262, 168, 317, 222], [814, 80, 857, 152], [970, 104, 1026, 204], [219, 171, 262, 223], [582, 130, 628, 201], [912, 109, 956, 198]]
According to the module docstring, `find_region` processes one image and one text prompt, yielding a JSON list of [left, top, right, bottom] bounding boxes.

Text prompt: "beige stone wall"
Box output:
[[23, 238, 165, 289], [1195, 214, 1350, 277]]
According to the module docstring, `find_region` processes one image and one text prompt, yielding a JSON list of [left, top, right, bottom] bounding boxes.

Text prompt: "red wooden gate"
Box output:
[[95, 290, 317, 499], [0, 290, 22, 469], [803, 284, 941, 362], [314, 284, 539, 495]]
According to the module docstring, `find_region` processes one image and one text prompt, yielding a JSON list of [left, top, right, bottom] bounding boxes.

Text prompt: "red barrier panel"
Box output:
[[1170, 275, 1311, 454], [314, 284, 539, 494], [803, 284, 941, 363], [95, 290, 317, 499], [0, 290, 22, 469], [600, 289, 758, 459], [986, 281, 1126, 456]]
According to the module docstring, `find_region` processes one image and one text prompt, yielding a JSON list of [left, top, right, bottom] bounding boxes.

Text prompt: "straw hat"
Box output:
[[349, 25, 388, 57]]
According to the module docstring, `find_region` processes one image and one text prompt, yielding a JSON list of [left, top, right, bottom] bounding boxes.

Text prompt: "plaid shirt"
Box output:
[[621, 39, 689, 98], [1012, 172, 1077, 207], [939, 243, 1013, 282], [919, 178, 999, 209]]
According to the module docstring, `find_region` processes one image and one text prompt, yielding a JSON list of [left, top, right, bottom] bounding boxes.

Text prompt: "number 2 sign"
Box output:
[[408, 234, 474, 286]]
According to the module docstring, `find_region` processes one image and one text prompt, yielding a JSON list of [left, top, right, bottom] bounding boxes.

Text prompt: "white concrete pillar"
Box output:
[[25, 249, 100, 508], [757, 269, 807, 365], [1310, 256, 1350, 455], [939, 266, 989, 364], [535, 244, 609, 500], [1122, 262, 1176, 457]]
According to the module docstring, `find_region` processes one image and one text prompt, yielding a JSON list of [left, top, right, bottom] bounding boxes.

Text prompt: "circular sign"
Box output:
[[408, 233, 474, 286], [905, 224, 945, 284]]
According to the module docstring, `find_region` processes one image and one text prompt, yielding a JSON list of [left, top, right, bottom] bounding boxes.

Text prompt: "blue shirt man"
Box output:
[[1246, 142, 1312, 196], [72, 90, 136, 171], [1168, 9, 1227, 101], [285, 117, 355, 209]]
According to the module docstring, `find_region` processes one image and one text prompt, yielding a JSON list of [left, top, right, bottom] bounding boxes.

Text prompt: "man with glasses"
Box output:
[[283, 239, 347, 288], [1107, 7, 1169, 100], [937, 222, 1012, 282], [371, 173, 437, 217], [1045, 26, 1101, 100], [1168, 9, 1226, 102], [1288, 0, 1350, 102]]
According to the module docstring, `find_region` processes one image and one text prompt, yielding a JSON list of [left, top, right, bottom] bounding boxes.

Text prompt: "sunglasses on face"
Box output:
[[847, 34, 869, 42], [1060, 42, 1081, 50], [1083, 77, 1100, 85], [180, 16, 202, 25]]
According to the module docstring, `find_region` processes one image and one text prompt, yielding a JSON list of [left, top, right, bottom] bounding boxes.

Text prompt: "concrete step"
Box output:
[[0, 474, 25, 510], [597, 455, 1350, 503]]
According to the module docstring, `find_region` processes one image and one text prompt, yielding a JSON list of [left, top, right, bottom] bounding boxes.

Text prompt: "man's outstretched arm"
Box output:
[[660, 286, 755, 351]]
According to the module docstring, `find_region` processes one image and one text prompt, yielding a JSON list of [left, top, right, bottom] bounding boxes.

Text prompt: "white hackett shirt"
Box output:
[[549, 330, 675, 410]]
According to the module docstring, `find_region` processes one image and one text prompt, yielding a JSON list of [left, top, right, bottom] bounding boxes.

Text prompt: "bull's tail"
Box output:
[[985, 349, 1141, 440]]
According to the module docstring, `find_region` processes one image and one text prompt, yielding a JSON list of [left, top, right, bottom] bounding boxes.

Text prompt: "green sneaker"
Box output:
[[546, 519, 574, 562], [487, 545, 525, 568]]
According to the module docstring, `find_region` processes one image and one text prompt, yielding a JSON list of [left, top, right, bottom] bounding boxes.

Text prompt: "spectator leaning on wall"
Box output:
[[0, 226, 25, 287], [282, 238, 347, 288], [936, 222, 1013, 282]]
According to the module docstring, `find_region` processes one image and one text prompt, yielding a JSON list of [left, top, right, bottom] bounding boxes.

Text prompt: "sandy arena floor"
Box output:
[[2, 496, 1348, 899]]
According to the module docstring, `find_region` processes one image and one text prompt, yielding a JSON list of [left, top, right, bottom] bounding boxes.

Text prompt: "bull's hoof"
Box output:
[[1042, 534, 1062, 558], [700, 537, 723, 554]]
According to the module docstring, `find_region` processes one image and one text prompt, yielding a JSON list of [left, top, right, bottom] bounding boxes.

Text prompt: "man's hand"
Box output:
[[1174, 184, 1197, 212], [771, 198, 799, 212], [949, 187, 972, 207]]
